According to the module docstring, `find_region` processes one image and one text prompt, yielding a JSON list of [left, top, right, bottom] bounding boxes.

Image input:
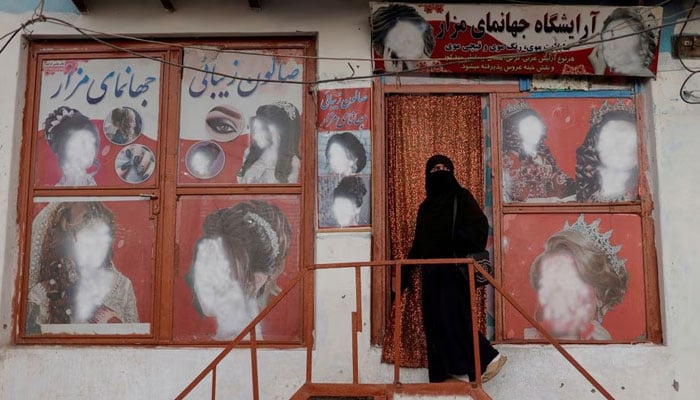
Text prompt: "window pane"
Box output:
[[35, 58, 161, 188], [501, 213, 646, 342], [24, 198, 154, 336], [178, 49, 304, 185], [500, 97, 639, 203], [173, 194, 302, 343]]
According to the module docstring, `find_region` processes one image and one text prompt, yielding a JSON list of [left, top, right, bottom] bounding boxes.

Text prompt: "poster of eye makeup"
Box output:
[[35, 58, 161, 188], [316, 86, 372, 229], [500, 213, 646, 342], [499, 96, 639, 204], [24, 197, 154, 336], [172, 194, 302, 343], [179, 49, 304, 185]]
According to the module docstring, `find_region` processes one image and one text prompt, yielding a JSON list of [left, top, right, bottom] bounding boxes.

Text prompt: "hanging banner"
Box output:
[[370, 3, 662, 77], [317, 87, 372, 229]]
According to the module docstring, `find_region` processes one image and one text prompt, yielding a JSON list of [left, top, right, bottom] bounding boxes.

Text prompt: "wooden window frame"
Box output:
[[370, 81, 662, 345], [13, 37, 317, 346]]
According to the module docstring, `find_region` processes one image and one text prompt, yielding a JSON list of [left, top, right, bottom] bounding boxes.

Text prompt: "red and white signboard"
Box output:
[[370, 3, 662, 77]]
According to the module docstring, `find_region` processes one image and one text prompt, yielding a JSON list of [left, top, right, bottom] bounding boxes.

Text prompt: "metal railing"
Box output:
[[175, 258, 613, 400]]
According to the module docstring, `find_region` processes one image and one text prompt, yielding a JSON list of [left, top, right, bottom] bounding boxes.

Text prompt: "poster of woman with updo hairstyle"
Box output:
[[172, 195, 302, 343], [35, 58, 161, 188]]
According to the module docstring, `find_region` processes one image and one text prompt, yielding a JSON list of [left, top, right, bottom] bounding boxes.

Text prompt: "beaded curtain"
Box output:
[[381, 94, 486, 368]]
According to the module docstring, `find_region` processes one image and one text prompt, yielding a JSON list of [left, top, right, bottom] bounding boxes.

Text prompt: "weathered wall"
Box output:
[[0, 1, 699, 399]]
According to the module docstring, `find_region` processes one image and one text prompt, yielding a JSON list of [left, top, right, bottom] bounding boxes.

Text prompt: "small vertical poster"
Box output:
[[317, 87, 372, 229]]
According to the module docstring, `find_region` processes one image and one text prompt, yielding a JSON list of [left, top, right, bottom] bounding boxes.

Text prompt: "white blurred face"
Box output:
[[327, 143, 354, 175], [64, 129, 97, 170], [251, 118, 278, 149], [383, 20, 426, 72], [73, 220, 112, 271], [536, 251, 596, 338], [601, 20, 643, 73], [333, 197, 359, 227], [596, 119, 638, 171], [190, 151, 211, 176], [518, 115, 546, 150]]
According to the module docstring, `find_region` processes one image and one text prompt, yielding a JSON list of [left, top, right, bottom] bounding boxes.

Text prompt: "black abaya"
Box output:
[[408, 155, 498, 382]]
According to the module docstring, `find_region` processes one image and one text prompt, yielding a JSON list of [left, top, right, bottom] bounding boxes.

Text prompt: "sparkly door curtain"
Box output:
[[381, 94, 486, 367]]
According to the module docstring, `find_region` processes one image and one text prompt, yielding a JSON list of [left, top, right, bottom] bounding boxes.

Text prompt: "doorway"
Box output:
[[376, 93, 490, 357]]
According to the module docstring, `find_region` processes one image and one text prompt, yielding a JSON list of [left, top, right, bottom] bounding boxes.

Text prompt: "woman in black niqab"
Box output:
[[408, 154, 503, 383]]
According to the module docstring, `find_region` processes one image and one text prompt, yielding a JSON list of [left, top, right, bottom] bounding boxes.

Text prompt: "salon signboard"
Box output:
[[370, 3, 663, 77]]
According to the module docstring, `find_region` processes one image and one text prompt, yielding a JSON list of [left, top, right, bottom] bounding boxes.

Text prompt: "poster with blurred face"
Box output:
[[24, 199, 154, 336], [172, 195, 302, 343], [499, 97, 639, 204], [35, 58, 161, 188], [178, 49, 304, 185], [501, 213, 646, 342]]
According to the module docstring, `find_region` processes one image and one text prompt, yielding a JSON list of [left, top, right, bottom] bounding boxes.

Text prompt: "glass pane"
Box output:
[[501, 213, 647, 342], [24, 198, 154, 335], [178, 49, 304, 185], [173, 194, 302, 343], [500, 97, 639, 203], [35, 58, 161, 188]]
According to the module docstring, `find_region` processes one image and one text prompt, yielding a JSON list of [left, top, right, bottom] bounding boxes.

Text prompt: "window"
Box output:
[[16, 38, 316, 345], [494, 93, 661, 343]]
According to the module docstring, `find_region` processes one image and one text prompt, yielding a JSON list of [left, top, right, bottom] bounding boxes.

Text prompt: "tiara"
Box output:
[[500, 99, 531, 119], [563, 214, 626, 276], [244, 212, 280, 260], [45, 107, 77, 142], [589, 99, 635, 126], [275, 101, 299, 121]]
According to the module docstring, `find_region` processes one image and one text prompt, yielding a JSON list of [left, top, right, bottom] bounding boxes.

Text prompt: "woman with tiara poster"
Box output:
[[186, 200, 291, 340], [500, 100, 575, 203], [43, 106, 101, 187]]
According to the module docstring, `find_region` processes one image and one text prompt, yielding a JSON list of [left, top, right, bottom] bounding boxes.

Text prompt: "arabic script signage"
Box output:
[[370, 3, 662, 77]]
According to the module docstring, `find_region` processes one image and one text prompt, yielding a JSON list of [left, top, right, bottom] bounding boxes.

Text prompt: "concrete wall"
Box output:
[[0, 1, 699, 399]]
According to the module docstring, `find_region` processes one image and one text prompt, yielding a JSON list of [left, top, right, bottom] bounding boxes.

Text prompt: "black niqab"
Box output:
[[425, 154, 460, 198]]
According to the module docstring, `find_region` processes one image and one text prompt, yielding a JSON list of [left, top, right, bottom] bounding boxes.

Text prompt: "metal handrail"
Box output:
[[175, 258, 614, 400]]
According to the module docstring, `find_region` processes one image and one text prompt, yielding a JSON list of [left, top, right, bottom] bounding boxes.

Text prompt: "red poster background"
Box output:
[[172, 195, 302, 342], [500, 96, 636, 199], [317, 88, 371, 132], [501, 213, 646, 341], [35, 121, 158, 188], [31, 200, 155, 325], [178, 134, 248, 185], [371, 4, 661, 77]]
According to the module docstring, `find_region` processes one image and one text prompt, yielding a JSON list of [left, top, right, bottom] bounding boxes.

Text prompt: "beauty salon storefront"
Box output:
[[0, 1, 697, 399]]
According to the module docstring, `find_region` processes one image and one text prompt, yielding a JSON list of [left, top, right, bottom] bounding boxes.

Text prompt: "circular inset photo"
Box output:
[[115, 144, 156, 184], [205, 104, 245, 142], [103, 106, 143, 145], [185, 141, 225, 179]]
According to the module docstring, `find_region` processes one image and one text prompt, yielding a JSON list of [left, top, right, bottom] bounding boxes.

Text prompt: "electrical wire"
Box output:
[[1, 4, 700, 87], [678, 1, 700, 104], [27, 4, 698, 64]]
